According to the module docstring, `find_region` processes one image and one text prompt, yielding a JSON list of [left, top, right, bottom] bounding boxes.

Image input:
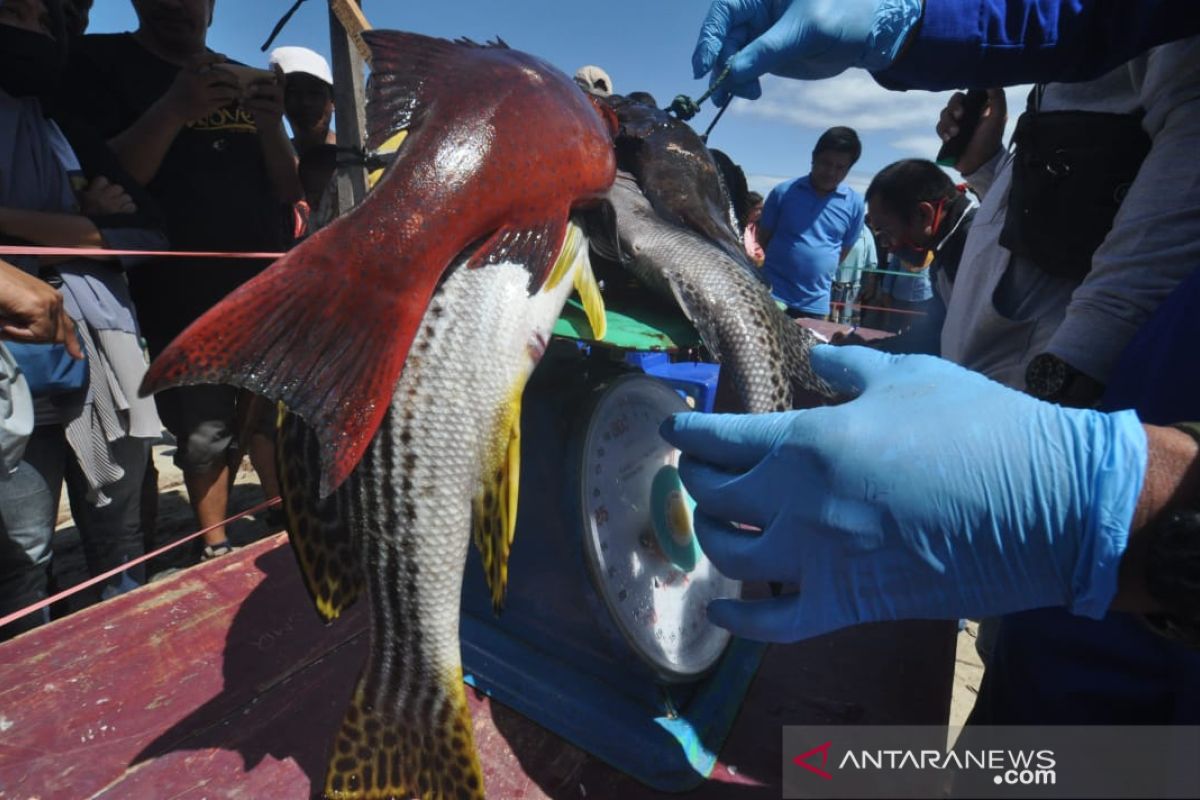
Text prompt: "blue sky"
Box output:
[[88, 1, 1024, 197]]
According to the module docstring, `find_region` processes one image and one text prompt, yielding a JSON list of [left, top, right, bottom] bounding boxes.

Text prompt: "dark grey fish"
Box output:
[[604, 94, 748, 263], [593, 172, 833, 412]]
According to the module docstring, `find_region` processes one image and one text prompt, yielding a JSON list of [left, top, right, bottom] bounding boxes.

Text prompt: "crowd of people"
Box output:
[[1, 0, 1198, 743], [0, 0, 338, 640]]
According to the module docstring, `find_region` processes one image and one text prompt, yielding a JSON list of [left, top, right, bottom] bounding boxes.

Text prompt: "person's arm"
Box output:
[[241, 69, 304, 205], [876, 0, 1200, 91], [661, 346, 1150, 642], [107, 54, 240, 186], [0, 207, 104, 250], [1045, 40, 1200, 387], [692, 0, 1200, 103], [0, 259, 82, 357], [1112, 424, 1200, 613], [0, 182, 161, 265], [840, 202, 865, 265], [756, 187, 781, 251]]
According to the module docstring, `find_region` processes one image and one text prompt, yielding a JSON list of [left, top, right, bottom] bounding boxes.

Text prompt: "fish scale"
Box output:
[[602, 172, 832, 412], [322, 236, 597, 799], [142, 30, 618, 799]]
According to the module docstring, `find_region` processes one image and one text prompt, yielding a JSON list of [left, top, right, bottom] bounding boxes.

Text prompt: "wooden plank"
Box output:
[[0, 535, 954, 798], [328, 0, 369, 212], [329, 0, 373, 61]]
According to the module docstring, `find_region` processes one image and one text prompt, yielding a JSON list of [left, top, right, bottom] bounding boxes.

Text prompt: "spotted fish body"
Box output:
[[141, 30, 616, 800], [287, 226, 598, 799], [596, 172, 832, 412]]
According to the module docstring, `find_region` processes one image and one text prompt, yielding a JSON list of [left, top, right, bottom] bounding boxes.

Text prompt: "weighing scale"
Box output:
[[459, 299, 767, 792]]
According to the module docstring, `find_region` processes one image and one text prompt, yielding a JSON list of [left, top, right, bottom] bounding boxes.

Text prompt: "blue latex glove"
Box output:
[[661, 346, 1147, 643], [692, 0, 924, 105]]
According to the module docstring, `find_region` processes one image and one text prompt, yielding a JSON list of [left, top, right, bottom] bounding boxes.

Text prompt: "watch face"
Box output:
[[1026, 354, 1069, 400]]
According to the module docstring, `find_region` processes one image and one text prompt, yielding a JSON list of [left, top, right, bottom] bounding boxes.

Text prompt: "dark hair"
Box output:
[[746, 191, 763, 207], [813, 126, 861, 164], [865, 159, 958, 222]]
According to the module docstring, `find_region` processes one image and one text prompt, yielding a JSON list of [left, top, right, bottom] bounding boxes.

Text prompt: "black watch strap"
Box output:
[[1142, 423, 1200, 648]]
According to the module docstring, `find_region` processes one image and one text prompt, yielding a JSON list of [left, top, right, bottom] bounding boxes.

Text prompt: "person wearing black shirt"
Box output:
[[64, 0, 302, 558]]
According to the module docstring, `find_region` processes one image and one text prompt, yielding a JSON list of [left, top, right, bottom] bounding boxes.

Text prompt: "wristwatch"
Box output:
[[1025, 352, 1105, 407]]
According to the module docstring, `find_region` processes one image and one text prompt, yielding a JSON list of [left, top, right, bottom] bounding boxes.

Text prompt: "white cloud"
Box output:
[[733, 73, 955, 133], [747, 170, 875, 198], [745, 173, 789, 197], [843, 171, 873, 195], [738, 74, 1032, 155], [889, 134, 942, 158]]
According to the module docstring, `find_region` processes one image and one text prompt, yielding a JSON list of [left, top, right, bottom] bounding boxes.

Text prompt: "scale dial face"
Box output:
[[579, 374, 740, 682]]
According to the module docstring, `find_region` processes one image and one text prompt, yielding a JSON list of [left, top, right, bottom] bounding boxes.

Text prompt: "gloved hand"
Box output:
[[661, 346, 1147, 642], [692, 0, 925, 106]]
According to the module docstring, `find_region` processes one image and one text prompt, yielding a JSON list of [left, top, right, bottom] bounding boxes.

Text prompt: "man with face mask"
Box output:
[[854, 158, 977, 348], [63, 0, 303, 563], [0, 0, 168, 638]]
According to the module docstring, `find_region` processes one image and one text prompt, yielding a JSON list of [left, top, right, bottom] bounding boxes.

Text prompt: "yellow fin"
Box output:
[[471, 384, 522, 613], [542, 220, 583, 291], [572, 243, 607, 340], [276, 406, 361, 622], [367, 129, 408, 188], [324, 669, 484, 800]]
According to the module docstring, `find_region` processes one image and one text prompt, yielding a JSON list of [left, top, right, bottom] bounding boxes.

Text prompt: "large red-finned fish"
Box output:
[[142, 30, 614, 800]]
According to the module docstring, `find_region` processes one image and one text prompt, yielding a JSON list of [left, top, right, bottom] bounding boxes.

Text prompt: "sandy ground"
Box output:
[[49, 437, 280, 616], [49, 438, 988, 725]]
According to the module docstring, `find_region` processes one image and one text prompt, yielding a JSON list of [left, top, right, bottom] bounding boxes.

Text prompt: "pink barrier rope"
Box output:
[[830, 300, 927, 317], [0, 245, 285, 260], [0, 495, 282, 631]]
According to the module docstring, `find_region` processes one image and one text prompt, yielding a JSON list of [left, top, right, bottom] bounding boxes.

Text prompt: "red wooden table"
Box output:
[[0, 534, 954, 799]]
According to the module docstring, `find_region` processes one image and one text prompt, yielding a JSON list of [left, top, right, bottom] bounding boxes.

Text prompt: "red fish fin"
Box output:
[[467, 216, 568, 292], [588, 93, 620, 138], [362, 30, 508, 150], [141, 209, 434, 498]]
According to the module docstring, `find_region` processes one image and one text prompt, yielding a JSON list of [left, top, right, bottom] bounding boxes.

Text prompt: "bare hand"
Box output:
[[239, 65, 286, 128], [78, 176, 136, 216], [162, 53, 242, 124], [0, 260, 83, 358], [937, 88, 1007, 176]]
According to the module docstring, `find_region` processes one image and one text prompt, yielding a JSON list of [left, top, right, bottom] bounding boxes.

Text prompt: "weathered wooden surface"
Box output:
[[0, 534, 954, 799]]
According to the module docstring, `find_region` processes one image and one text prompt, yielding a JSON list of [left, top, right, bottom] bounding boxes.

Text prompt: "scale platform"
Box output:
[[460, 340, 762, 791]]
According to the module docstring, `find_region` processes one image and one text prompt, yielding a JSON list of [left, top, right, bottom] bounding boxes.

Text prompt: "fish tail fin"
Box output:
[[781, 318, 836, 407], [141, 198, 435, 498], [324, 670, 484, 799]]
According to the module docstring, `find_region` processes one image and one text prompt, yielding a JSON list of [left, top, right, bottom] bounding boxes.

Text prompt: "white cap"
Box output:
[[269, 46, 334, 86], [574, 65, 613, 97]]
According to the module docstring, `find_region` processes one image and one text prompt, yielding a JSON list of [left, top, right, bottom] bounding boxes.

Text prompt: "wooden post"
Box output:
[[328, 0, 369, 212]]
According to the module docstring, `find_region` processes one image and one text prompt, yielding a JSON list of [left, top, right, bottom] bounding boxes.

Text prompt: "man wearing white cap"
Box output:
[[269, 46, 337, 227], [574, 65, 613, 97]]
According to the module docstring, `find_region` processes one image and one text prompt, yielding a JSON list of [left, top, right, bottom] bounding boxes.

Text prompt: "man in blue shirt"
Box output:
[[758, 127, 865, 319]]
